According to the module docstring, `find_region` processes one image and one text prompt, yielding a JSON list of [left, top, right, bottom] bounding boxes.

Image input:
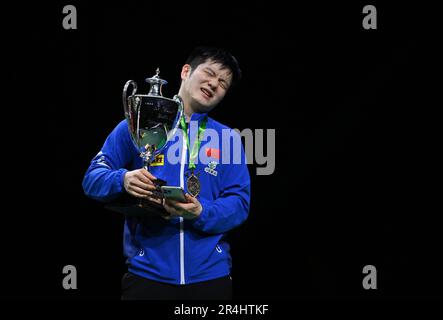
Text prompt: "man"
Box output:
[[82, 46, 250, 300]]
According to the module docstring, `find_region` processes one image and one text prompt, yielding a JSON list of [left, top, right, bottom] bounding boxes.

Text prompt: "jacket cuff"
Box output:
[[118, 168, 128, 193], [192, 197, 210, 228]]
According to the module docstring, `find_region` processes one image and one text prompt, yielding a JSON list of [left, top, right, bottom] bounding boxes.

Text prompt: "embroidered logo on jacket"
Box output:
[[204, 161, 218, 176]]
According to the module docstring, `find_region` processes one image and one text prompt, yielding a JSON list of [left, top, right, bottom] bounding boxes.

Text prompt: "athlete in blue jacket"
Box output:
[[82, 46, 250, 299]]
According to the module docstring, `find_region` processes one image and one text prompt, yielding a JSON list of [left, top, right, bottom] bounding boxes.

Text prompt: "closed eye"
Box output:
[[204, 68, 216, 77], [219, 80, 227, 90]]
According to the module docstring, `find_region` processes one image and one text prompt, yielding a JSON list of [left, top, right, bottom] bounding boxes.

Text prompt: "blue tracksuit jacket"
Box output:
[[82, 112, 250, 284]]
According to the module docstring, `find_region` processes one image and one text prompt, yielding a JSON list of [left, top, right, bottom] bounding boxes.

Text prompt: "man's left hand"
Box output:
[[163, 193, 203, 220]]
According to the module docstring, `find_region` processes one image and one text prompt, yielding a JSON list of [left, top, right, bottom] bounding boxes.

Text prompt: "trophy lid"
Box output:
[[145, 68, 167, 97]]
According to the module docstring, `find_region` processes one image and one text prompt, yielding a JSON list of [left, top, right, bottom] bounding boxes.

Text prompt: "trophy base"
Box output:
[[105, 194, 166, 218]]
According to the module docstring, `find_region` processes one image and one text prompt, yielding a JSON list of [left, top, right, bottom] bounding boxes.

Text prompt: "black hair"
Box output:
[[185, 46, 242, 88]]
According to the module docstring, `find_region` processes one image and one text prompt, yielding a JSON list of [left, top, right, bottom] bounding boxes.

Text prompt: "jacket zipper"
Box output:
[[179, 127, 187, 285]]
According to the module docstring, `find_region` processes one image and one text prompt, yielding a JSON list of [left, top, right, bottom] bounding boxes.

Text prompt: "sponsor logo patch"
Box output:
[[150, 154, 164, 166]]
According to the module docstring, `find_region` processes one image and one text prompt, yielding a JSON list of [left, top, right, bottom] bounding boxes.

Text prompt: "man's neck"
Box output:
[[183, 104, 193, 122]]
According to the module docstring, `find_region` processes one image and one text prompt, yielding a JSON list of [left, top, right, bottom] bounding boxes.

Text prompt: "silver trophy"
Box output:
[[107, 68, 182, 216]]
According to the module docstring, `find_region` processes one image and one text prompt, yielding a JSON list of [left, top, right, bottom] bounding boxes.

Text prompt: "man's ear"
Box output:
[[181, 64, 191, 80]]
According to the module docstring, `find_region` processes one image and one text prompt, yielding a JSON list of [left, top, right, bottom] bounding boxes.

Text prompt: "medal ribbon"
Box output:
[[179, 114, 208, 170]]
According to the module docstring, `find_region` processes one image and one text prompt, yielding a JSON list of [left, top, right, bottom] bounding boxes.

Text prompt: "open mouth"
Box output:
[[201, 88, 213, 99]]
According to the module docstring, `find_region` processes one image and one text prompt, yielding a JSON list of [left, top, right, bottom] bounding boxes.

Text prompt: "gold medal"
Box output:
[[186, 171, 200, 197]]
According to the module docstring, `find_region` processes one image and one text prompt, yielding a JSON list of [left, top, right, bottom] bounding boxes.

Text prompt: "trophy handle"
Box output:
[[123, 80, 139, 148], [123, 80, 137, 119]]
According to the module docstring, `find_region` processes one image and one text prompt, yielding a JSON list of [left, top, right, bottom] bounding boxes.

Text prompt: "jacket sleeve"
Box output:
[[82, 120, 138, 202], [192, 141, 251, 234]]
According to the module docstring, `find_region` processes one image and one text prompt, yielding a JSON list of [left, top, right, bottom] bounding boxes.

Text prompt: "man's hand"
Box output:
[[123, 169, 162, 204], [163, 194, 203, 220]]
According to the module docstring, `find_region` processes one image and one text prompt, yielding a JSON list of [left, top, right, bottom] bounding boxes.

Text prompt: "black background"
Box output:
[[2, 0, 440, 304]]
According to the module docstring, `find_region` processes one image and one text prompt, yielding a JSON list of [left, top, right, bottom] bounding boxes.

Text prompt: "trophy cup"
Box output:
[[105, 68, 182, 217]]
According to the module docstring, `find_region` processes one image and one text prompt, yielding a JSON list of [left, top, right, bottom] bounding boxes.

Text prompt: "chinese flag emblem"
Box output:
[[206, 148, 220, 159]]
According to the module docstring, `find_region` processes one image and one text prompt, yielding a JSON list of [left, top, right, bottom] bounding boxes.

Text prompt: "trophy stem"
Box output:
[[140, 144, 154, 168], [139, 145, 166, 202]]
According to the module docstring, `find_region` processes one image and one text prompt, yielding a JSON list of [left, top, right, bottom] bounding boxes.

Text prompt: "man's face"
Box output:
[[180, 59, 233, 113]]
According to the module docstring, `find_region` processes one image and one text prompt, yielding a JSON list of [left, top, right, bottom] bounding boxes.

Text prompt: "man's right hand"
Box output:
[[123, 169, 160, 201]]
